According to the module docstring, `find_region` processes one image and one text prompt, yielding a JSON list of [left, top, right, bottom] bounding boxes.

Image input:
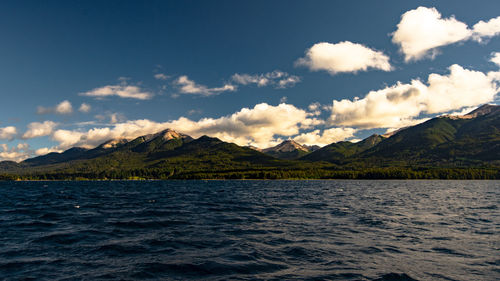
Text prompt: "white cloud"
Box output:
[[293, 128, 357, 146], [296, 41, 392, 75], [231, 70, 301, 89], [79, 103, 91, 113], [472, 16, 500, 42], [490, 52, 500, 67], [22, 121, 58, 139], [37, 100, 73, 115], [392, 7, 472, 62], [330, 64, 500, 128], [232, 73, 269, 86], [187, 109, 202, 116], [47, 103, 325, 149], [307, 102, 323, 116], [392, 7, 500, 62], [154, 73, 169, 80], [0, 143, 30, 162], [55, 100, 73, 114], [35, 147, 63, 156], [0, 126, 17, 140], [174, 75, 236, 97], [80, 83, 153, 100], [277, 76, 301, 88]]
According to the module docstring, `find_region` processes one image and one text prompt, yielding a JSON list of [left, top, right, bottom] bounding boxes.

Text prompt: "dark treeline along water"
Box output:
[[0, 180, 498, 280]]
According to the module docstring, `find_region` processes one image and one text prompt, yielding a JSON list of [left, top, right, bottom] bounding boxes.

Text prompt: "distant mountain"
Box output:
[[262, 140, 311, 159], [1, 104, 498, 179], [23, 147, 90, 166], [301, 134, 384, 163], [303, 104, 500, 166], [304, 144, 321, 152], [360, 104, 500, 166]]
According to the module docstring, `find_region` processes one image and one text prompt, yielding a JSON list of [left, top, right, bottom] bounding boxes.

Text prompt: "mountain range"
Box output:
[[1, 104, 499, 180]]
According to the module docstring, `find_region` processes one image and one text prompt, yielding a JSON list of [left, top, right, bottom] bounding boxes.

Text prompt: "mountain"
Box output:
[[451, 104, 500, 119], [304, 104, 500, 167], [23, 147, 90, 166], [361, 104, 500, 165], [262, 140, 311, 159], [301, 134, 384, 163], [304, 144, 321, 152], [0, 104, 498, 180], [5, 129, 286, 179]]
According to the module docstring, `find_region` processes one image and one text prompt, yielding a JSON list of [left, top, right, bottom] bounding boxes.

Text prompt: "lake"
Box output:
[[0, 180, 498, 280]]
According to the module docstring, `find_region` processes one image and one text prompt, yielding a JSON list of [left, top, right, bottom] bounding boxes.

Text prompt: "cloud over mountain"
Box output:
[[330, 64, 500, 128], [293, 128, 357, 146], [0, 143, 30, 162], [38, 103, 325, 150]]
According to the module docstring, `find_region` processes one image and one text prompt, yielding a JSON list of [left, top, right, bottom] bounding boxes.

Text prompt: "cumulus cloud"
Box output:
[[79, 103, 91, 113], [231, 70, 301, 88], [174, 76, 236, 97], [47, 103, 324, 150], [293, 128, 357, 146], [392, 7, 500, 62], [296, 41, 392, 75], [0, 126, 17, 140], [472, 16, 500, 42], [37, 100, 73, 115], [80, 82, 153, 100], [491, 52, 500, 67], [330, 64, 500, 129], [22, 121, 58, 139], [154, 73, 169, 80], [392, 7, 471, 62], [0, 143, 30, 162], [56, 100, 73, 114]]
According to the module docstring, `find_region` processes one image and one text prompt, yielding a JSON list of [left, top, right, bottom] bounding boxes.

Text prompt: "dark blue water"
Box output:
[[0, 180, 498, 280]]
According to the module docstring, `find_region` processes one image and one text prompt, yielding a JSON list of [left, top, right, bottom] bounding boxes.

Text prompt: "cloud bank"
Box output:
[[293, 128, 357, 146], [330, 64, 500, 129], [33, 103, 329, 152]]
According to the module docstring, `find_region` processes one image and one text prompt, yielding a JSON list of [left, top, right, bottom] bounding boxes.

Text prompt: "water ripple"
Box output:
[[0, 180, 498, 280]]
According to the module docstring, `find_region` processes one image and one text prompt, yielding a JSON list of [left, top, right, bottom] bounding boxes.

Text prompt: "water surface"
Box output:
[[0, 180, 498, 280]]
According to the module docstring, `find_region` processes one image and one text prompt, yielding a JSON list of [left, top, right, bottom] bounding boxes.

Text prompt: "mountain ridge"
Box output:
[[1, 104, 498, 179]]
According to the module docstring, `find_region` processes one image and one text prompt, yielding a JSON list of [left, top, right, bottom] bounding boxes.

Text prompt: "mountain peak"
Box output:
[[143, 129, 190, 142], [464, 104, 499, 118], [263, 140, 309, 153], [443, 104, 500, 120]]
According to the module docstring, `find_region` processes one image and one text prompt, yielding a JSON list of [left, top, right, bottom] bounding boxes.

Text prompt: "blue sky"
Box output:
[[1, 0, 499, 161]]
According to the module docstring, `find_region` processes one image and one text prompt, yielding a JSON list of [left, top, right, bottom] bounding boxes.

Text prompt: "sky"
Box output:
[[1, 0, 500, 161]]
